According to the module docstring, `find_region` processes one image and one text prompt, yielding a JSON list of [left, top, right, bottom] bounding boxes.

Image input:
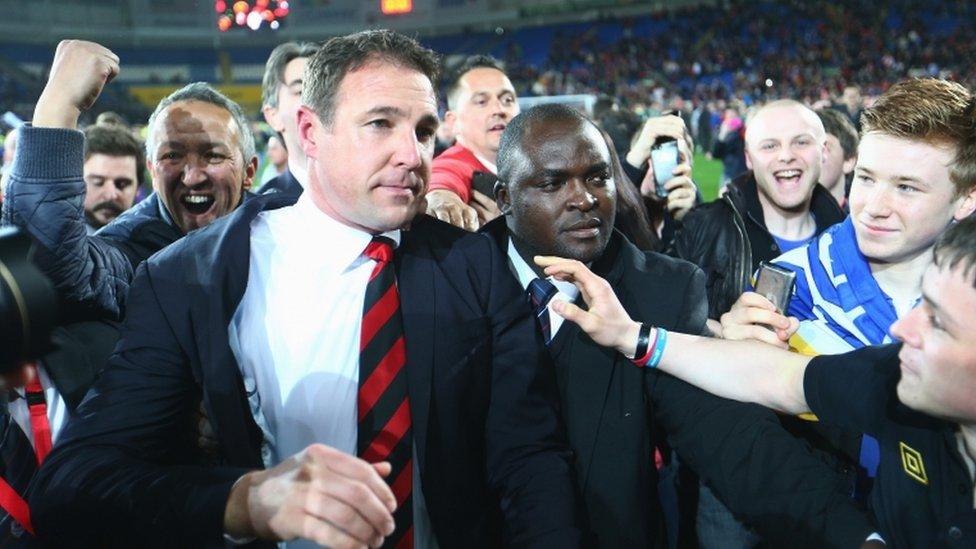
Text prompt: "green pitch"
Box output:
[[693, 152, 724, 202]]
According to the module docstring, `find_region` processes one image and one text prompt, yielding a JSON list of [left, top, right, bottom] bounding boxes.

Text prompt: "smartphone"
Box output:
[[753, 262, 797, 315], [471, 171, 498, 199], [649, 138, 679, 199]]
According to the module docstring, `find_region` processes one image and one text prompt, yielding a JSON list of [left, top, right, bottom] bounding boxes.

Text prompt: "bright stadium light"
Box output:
[[215, 0, 289, 31]]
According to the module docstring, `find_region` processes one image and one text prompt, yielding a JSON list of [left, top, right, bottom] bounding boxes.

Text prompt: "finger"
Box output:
[[670, 162, 693, 178], [469, 189, 492, 208], [430, 208, 450, 224], [725, 325, 788, 347], [664, 175, 693, 192], [445, 205, 465, 229], [738, 307, 791, 329], [308, 446, 397, 513], [549, 299, 599, 333], [305, 489, 385, 546], [736, 291, 778, 312], [314, 470, 396, 539], [537, 258, 606, 305], [302, 514, 372, 549], [462, 205, 480, 231], [371, 462, 392, 478]]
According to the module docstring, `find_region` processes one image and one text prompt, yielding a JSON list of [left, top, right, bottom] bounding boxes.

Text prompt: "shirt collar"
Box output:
[[506, 238, 579, 301], [289, 192, 401, 273], [471, 151, 497, 175]]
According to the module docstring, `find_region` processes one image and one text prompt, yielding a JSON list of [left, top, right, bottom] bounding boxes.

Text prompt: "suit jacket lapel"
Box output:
[[194, 192, 296, 468], [394, 232, 434, 474], [555, 233, 628, 490]]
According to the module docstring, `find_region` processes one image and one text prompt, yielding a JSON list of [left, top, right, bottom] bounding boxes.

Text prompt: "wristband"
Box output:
[[632, 326, 658, 367], [630, 323, 652, 360], [646, 327, 669, 369]]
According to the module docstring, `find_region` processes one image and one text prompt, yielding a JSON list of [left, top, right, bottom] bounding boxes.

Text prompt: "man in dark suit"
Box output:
[[484, 103, 876, 547], [258, 41, 319, 197], [29, 30, 581, 548]]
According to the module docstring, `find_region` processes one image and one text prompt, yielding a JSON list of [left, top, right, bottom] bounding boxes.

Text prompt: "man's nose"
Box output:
[[567, 179, 598, 211], [181, 159, 208, 187]]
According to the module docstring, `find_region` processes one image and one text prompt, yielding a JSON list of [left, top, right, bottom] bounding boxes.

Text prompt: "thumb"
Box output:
[[550, 299, 587, 324]]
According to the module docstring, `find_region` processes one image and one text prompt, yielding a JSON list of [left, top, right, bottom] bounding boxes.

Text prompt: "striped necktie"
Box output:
[[358, 236, 413, 548], [527, 278, 558, 344]]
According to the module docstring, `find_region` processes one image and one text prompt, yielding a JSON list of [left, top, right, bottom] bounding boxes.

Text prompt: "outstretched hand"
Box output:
[[534, 256, 641, 356]]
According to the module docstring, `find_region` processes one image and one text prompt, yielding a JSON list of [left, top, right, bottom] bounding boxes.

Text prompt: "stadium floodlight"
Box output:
[[216, 0, 289, 32]]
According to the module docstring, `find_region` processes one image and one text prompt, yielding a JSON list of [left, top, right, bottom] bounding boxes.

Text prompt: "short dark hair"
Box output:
[[302, 30, 440, 127], [261, 41, 320, 109], [84, 124, 145, 187], [818, 108, 859, 160], [934, 216, 976, 288], [497, 103, 599, 186], [446, 55, 505, 111]]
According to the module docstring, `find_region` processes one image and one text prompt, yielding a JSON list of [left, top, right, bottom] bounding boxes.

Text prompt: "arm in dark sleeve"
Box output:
[[481, 236, 582, 547], [645, 269, 875, 547], [28, 262, 249, 546], [804, 344, 901, 439], [2, 125, 135, 320]]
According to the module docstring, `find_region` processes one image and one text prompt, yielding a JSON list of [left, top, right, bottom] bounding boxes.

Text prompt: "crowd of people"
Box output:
[[0, 11, 973, 549]]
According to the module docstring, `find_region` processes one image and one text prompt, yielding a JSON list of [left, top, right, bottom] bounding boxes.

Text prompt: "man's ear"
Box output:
[[842, 155, 857, 175], [744, 149, 754, 171], [444, 110, 457, 133], [241, 155, 258, 192], [262, 104, 284, 133], [953, 185, 976, 221], [296, 106, 320, 159], [495, 180, 511, 214]]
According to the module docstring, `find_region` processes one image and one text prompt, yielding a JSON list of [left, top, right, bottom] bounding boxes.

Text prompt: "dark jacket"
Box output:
[[2, 125, 253, 321], [670, 172, 845, 319], [257, 168, 302, 197], [29, 194, 582, 548], [711, 130, 747, 182], [483, 219, 875, 548]]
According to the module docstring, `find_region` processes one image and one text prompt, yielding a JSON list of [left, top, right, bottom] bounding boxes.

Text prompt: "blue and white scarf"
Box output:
[[773, 217, 919, 478]]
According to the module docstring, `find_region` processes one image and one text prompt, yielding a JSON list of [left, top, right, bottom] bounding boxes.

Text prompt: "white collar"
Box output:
[[284, 192, 401, 273], [506, 238, 580, 301]]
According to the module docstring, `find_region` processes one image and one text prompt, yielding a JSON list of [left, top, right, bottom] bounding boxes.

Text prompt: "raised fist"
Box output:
[[33, 40, 120, 129]]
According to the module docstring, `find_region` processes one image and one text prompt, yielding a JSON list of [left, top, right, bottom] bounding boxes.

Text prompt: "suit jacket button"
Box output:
[[948, 526, 962, 540]]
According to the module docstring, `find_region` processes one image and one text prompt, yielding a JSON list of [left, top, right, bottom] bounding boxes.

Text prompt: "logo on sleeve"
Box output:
[[899, 442, 928, 486]]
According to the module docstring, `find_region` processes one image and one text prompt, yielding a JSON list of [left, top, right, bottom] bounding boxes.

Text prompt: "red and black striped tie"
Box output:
[[358, 236, 413, 548]]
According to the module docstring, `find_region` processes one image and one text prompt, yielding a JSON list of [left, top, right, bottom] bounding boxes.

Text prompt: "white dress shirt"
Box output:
[[229, 192, 435, 548], [506, 240, 580, 338]]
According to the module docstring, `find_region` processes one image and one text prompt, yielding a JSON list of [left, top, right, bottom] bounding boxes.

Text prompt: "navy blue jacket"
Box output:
[[28, 193, 581, 548]]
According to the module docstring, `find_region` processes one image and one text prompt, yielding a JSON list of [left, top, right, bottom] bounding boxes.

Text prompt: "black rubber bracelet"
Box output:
[[633, 323, 653, 360]]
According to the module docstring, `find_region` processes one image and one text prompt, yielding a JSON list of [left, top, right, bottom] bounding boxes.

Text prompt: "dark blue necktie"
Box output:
[[527, 278, 558, 344]]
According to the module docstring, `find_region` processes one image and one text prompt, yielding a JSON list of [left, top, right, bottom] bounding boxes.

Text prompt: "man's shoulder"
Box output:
[[619, 239, 704, 289], [143, 191, 279, 275], [432, 144, 483, 171], [404, 214, 495, 257]]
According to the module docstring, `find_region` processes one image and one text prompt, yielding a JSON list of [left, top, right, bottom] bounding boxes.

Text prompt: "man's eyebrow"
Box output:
[[364, 106, 407, 118]]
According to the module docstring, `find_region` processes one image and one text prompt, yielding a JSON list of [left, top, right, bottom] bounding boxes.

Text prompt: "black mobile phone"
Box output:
[[471, 171, 498, 199], [649, 137, 679, 199], [753, 262, 797, 314]]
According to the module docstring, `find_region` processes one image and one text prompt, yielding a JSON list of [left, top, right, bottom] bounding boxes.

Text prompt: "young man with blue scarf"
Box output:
[[721, 78, 976, 491]]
